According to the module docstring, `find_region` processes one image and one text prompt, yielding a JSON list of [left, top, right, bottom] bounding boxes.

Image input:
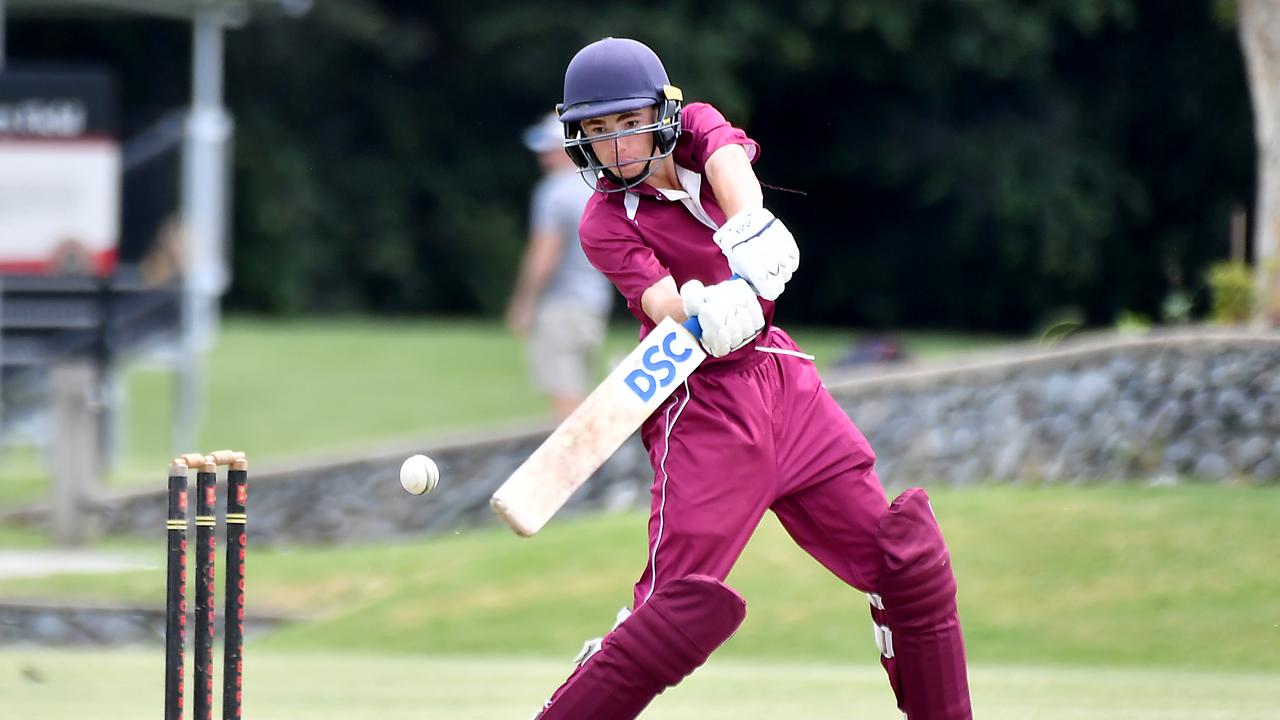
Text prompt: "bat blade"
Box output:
[[491, 316, 706, 536]]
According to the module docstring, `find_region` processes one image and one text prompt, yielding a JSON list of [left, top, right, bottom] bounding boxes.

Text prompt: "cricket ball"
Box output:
[[399, 454, 439, 495]]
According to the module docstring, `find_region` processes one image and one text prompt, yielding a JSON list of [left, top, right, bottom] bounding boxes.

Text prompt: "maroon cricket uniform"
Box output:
[[580, 102, 890, 607], [541, 38, 971, 719]]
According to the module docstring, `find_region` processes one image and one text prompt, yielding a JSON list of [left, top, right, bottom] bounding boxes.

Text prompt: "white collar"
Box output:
[[623, 165, 720, 231]]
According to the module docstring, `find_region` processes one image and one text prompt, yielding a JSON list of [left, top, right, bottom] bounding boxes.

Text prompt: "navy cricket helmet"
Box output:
[[557, 37, 683, 191]]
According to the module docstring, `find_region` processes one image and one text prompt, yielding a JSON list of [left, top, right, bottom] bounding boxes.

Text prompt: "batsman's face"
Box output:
[[582, 106, 659, 179]]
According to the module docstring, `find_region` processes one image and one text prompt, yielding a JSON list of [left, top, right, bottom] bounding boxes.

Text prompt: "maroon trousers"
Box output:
[[539, 328, 972, 719], [634, 328, 886, 607]]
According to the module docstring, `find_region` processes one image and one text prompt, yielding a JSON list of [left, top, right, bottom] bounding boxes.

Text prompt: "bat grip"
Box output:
[[682, 316, 703, 339]]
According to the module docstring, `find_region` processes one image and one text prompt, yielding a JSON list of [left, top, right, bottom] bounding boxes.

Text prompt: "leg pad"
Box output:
[[873, 488, 972, 720], [537, 575, 746, 720]]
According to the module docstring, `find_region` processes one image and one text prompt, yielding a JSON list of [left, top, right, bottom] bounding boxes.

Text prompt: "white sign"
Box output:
[[0, 138, 121, 275], [0, 70, 120, 276]]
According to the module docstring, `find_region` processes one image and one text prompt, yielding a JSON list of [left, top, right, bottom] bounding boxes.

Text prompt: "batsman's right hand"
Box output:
[[680, 278, 764, 357]]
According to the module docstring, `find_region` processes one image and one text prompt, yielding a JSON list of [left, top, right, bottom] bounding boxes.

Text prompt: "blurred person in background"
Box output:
[[505, 112, 613, 420]]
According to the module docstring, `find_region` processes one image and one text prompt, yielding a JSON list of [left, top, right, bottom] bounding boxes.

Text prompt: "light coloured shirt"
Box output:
[[530, 168, 612, 315]]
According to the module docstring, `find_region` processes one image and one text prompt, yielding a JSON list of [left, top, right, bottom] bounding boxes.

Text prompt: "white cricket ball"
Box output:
[[399, 454, 439, 495]]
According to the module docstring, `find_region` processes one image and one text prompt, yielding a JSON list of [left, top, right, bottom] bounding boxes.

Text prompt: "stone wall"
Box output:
[[5, 329, 1277, 546], [0, 600, 288, 646], [3, 423, 652, 546], [826, 330, 1280, 486]]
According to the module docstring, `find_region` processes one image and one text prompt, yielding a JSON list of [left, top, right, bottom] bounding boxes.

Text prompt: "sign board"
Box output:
[[0, 69, 121, 276]]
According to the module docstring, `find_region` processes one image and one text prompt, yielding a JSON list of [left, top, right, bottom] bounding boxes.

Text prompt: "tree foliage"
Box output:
[[9, 0, 1255, 329]]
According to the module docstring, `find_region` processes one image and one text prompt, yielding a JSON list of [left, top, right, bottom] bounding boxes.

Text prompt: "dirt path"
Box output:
[[0, 550, 152, 580]]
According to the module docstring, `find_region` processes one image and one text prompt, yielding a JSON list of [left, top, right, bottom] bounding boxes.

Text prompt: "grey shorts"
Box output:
[[527, 301, 607, 396]]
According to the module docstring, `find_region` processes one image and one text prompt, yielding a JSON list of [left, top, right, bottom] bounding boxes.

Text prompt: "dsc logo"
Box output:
[[623, 330, 695, 402]]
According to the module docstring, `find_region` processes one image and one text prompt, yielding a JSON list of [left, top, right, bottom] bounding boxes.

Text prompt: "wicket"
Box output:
[[164, 450, 249, 720]]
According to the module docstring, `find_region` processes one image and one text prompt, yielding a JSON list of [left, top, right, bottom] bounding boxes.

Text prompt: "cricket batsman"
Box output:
[[533, 37, 972, 719]]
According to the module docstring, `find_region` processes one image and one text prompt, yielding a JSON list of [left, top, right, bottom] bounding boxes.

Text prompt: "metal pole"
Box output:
[[174, 9, 233, 454], [0, 278, 5, 436], [50, 360, 102, 546], [1, 0, 8, 72]]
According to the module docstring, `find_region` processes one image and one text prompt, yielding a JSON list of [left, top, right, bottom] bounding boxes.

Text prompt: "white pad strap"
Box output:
[[868, 593, 894, 658], [572, 607, 633, 667], [873, 621, 896, 659]]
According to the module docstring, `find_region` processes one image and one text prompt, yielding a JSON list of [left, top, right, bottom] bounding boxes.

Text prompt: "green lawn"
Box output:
[[2, 650, 1276, 719], [1, 486, 1276, 671], [0, 317, 1008, 509]]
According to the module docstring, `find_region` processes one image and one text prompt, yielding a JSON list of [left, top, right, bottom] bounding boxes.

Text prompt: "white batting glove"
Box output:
[[712, 208, 799, 302], [680, 278, 765, 358]]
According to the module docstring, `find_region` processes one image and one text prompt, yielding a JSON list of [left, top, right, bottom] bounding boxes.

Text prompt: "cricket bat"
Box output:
[[491, 315, 706, 537]]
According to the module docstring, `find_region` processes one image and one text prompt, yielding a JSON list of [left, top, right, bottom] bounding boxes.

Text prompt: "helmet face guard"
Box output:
[[560, 87, 683, 192], [557, 38, 683, 192]]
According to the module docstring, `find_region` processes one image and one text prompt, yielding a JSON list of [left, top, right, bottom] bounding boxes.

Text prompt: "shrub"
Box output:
[[1206, 261, 1254, 324]]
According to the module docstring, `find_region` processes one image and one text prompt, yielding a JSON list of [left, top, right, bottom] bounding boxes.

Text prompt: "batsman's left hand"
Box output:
[[680, 278, 764, 357], [713, 208, 799, 302]]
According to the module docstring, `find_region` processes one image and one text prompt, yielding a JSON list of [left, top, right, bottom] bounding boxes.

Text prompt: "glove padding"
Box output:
[[681, 278, 765, 358], [713, 208, 799, 302]]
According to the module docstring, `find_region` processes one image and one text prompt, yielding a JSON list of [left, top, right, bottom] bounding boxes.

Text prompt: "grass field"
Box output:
[[1, 484, 1276, 716], [0, 317, 1007, 509], [4, 320, 1274, 717], [2, 650, 1277, 719]]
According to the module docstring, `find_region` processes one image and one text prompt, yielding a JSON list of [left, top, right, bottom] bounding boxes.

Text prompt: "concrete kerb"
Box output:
[[823, 327, 1280, 395]]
